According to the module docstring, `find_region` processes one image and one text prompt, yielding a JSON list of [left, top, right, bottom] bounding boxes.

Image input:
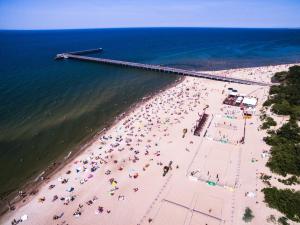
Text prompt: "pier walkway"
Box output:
[[56, 50, 271, 86]]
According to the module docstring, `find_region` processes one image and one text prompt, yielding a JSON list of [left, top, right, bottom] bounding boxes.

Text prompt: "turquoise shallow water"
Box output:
[[1, 28, 300, 197]]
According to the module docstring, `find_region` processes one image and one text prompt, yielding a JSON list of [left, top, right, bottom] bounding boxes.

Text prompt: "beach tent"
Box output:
[[21, 214, 28, 221], [246, 192, 256, 198], [261, 152, 269, 158], [227, 88, 233, 94], [242, 97, 257, 107], [235, 96, 243, 104]]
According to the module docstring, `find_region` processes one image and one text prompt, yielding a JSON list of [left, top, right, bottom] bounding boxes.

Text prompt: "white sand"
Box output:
[[2, 63, 300, 225]]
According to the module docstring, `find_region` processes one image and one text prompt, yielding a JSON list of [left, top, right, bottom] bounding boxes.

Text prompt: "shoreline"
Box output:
[[0, 75, 184, 215], [5, 59, 293, 211], [2, 62, 300, 225]]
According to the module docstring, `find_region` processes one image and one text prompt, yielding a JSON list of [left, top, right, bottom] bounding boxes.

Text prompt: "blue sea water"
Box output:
[[0, 28, 300, 198]]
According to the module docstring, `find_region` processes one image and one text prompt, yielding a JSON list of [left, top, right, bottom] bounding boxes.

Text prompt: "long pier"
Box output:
[[68, 48, 103, 55], [55, 49, 271, 86]]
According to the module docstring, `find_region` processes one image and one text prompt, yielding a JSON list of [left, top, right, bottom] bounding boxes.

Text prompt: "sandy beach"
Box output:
[[2, 63, 299, 225]]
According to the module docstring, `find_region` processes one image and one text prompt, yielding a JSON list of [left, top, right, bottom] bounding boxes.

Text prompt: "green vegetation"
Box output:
[[261, 116, 277, 130], [263, 120, 300, 176], [262, 66, 300, 176], [262, 187, 300, 222], [260, 174, 272, 186], [260, 111, 267, 120], [271, 71, 288, 83], [242, 207, 254, 223], [266, 214, 276, 224], [278, 175, 300, 185], [264, 66, 300, 118], [278, 217, 290, 225], [261, 66, 300, 224]]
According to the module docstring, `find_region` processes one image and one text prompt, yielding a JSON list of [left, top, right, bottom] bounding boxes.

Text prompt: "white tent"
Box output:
[[229, 91, 238, 96], [246, 192, 256, 198], [235, 96, 243, 103], [242, 97, 257, 106], [21, 214, 28, 221]]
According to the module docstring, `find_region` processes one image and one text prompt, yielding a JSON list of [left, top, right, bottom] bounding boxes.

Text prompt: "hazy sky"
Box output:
[[1, 0, 300, 29]]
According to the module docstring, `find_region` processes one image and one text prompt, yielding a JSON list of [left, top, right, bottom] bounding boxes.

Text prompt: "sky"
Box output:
[[0, 0, 300, 30]]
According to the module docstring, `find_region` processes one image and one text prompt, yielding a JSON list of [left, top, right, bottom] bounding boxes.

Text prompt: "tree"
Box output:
[[263, 120, 300, 176], [278, 217, 290, 225], [272, 71, 288, 83], [262, 187, 300, 222], [262, 66, 300, 224], [266, 214, 276, 224], [243, 207, 254, 223], [261, 116, 277, 130], [266, 66, 300, 119]]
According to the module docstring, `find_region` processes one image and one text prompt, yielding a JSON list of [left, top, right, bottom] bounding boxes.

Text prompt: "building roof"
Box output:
[[242, 97, 257, 106], [229, 91, 238, 96]]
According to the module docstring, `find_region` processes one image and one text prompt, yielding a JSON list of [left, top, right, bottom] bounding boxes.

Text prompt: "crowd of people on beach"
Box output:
[[209, 64, 296, 83], [9, 77, 212, 225], [7, 65, 292, 225]]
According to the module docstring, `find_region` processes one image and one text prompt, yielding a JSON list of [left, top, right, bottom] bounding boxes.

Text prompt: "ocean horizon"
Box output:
[[2, 26, 300, 31], [1, 27, 300, 198]]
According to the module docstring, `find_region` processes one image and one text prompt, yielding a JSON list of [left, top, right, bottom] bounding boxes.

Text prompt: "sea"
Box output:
[[1, 28, 300, 198]]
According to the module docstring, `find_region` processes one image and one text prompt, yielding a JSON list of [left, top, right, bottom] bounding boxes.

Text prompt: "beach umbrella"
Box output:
[[112, 181, 117, 187], [207, 181, 216, 186], [76, 167, 82, 173], [67, 187, 74, 192]]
